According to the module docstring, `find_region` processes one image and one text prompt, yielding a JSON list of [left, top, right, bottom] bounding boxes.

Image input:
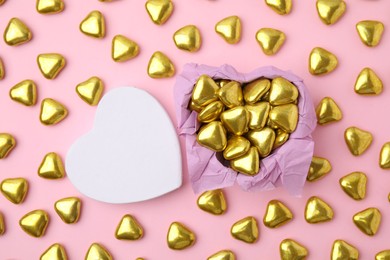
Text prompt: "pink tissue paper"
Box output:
[[174, 64, 317, 196]]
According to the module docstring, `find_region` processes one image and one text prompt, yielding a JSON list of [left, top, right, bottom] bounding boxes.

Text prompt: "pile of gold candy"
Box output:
[[188, 74, 299, 176]]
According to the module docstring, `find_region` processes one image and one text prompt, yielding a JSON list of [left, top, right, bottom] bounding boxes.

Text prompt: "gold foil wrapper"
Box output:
[[115, 214, 144, 240], [197, 189, 227, 215], [230, 216, 259, 243], [1, 177, 28, 204], [167, 222, 196, 250], [215, 16, 241, 44]]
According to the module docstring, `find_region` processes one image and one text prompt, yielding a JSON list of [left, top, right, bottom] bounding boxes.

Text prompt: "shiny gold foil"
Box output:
[[36, 0, 64, 14], [247, 127, 275, 157], [256, 28, 286, 55], [85, 243, 112, 260], [316, 97, 342, 125], [215, 16, 241, 44], [0, 133, 16, 159], [198, 101, 224, 123], [19, 209, 49, 237], [173, 25, 201, 52], [197, 189, 227, 215], [356, 20, 384, 47], [376, 250, 390, 260], [37, 53, 66, 79], [273, 130, 289, 149], [265, 0, 292, 15], [115, 214, 144, 240], [246, 102, 270, 130], [353, 207, 381, 236], [339, 172, 367, 200], [344, 126, 373, 156], [220, 106, 250, 135], [54, 197, 81, 224], [112, 35, 140, 62], [223, 136, 251, 160], [147, 51, 175, 78], [280, 239, 308, 260], [243, 79, 271, 104], [40, 98, 68, 125], [354, 67, 383, 95], [309, 47, 338, 75], [380, 142, 390, 169], [0, 212, 4, 235], [217, 81, 243, 108], [305, 196, 333, 224], [192, 75, 219, 107], [269, 104, 298, 133], [208, 250, 236, 260], [40, 243, 67, 260], [76, 76, 104, 105], [316, 0, 346, 25], [230, 216, 258, 243], [145, 0, 173, 25], [0, 58, 4, 80], [1, 177, 28, 204], [188, 100, 203, 113], [167, 222, 196, 250], [3, 18, 32, 46], [80, 10, 105, 38], [230, 147, 260, 176], [38, 152, 65, 179], [269, 77, 298, 106], [217, 79, 231, 88], [10, 79, 37, 106], [197, 121, 227, 152], [307, 156, 332, 182], [263, 200, 293, 228], [331, 240, 359, 260]]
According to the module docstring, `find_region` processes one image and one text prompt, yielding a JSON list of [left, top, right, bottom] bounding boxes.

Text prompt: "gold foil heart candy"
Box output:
[[356, 20, 384, 47], [197, 189, 227, 215], [197, 121, 227, 152], [305, 196, 333, 224], [0, 133, 16, 159], [380, 142, 390, 169], [316, 97, 342, 125], [0, 58, 4, 79], [246, 102, 270, 130], [230, 216, 259, 243], [344, 126, 373, 156], [198, 101, 225, 123], [19, 209, 49, 237], [217, 81, 243, 108], [223, 136, 251, 160], [353, 207, 381, 236], [273, 130, 289, 149], [263, 200, 293, 228], [40, 98, 68, 125], [217, 79, 231, 88], [247, 127, 276, 157], [10, 79, 37, 106], [147, 51, 175, 78], [4, 18, 32, 46], [167, 222, 196, 250], [1, 177, 28, 204], [376, 250, 390, 260], [192, 75, 219, 107], [173, 25, 201, 52], [309, 47, 338, 75], [38, 152, 65, 179], [80, 10, 105, 38], [221, 106, 250, 135], [215, 16, 241, 44], [0, 212, 4, 235], [269, 104, 298, 133], [55, 197, 81, 224], [230, 147, 260, 176], [208, 250, 236, 260], [307, 156, 332, 182], [145, 0, 173, 25], [269, 77, 298, 106], [37, 53, 66, 79], [85, 243, 112, 260], [256, 28, 286, 55], [40, 243, 67, 260], [36, 0, 64, 14], [331, 240, 359, 260], [354, 67, 383, 95], [115, 214, 144, 240], [316, 0, 346, 25], [265, 0, 292, 15], [112, 35, 140, 62], [339, 172, 367, 200], [188, 100, 203, 113], [243, 79, 271, 104], [76, 76, 104, 105], [280, 239, 308, 260]]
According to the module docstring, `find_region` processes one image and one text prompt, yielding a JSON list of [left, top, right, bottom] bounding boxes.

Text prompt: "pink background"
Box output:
[[0, 0, 389, 259]]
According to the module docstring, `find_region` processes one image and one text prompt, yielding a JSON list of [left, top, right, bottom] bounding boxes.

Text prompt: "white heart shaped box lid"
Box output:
[[66, 87, 182, 204]]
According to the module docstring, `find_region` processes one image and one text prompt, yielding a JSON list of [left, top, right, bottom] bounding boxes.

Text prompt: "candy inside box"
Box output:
[[174, 64, 317, 196]]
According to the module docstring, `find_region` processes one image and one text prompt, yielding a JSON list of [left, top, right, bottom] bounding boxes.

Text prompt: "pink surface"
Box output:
[[0, 0, 389, 259]]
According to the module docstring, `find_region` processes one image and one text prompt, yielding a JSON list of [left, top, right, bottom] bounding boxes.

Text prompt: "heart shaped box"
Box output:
[[174, 64, 317, 196]]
